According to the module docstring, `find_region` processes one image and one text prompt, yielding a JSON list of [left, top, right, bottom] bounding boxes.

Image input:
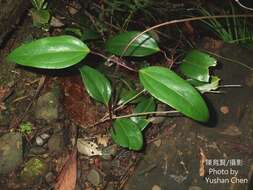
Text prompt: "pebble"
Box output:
[[40, 133, 50, 140], [87, 169, 102, 186], [152, 185, 161, 190], [35, 136, 44, 146], [47, 131, 64, 154], [188, 186, 202, 190], [30, 147, 46, 154], [45, 172, 55, 184], [101, 145, 118, 160]]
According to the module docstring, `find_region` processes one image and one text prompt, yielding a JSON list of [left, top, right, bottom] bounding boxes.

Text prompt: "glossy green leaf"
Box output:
[[105, 31, 160, 57], [139, 66, 209, 122], [131, 97, 156, 130], [188, 76, 220, 93], [180, 50, 217, 82], [79, 65, 112, 105], [110, 118, 143, 150], [7, 35, 90, 69]]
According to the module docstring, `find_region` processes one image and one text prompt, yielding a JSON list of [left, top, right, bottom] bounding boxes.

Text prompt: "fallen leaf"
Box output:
[[220, 106, 229, 114], [199, 147, 207, 177], [96, 134, 109, 147], [67, 1, 81, 15], [0, 86, 12, 111], [50, 16, 65, 27], [77, 138, 102, 156], [220, 124, 242, 136], [55, 150, 77, 190]]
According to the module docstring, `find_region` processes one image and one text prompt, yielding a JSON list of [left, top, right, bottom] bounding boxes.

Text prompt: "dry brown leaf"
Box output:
[[96, 134, 109, 147], [199, 147, 207, 177], [55, 150, 77, 190]]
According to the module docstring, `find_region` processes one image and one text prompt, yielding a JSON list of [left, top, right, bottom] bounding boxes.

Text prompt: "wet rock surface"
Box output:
[[124, 44, 253, 190], [0, 132, 23, 175], [35, 87, 61, 122]]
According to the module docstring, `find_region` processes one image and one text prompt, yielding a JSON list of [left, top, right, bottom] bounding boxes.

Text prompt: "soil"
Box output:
[[0, 1, 252, 190]]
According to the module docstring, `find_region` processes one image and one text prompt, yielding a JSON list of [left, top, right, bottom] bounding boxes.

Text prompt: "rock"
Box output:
[[87, 169, 102, 186], [35, 133, 50, 146], [0, 132, 23, 175], [150, 104, 167, 124], [101, 145, 118, 160], [35, 88, 60, 122], [106, 183, 115, 190], [35, 136, 44, 146], [47, 131, 64, 154], [0, 111, 11, 126], [20, 157, 48, 183], [152, 185, 161, 190], [188, 186, 202, 190], [30, 147, 46, 155], [45, 172, 55, 184], [40, 133, 50, 140]]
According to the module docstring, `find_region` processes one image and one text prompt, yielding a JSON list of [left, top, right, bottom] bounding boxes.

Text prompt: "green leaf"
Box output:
[[31, 0, 46, 10], [7, 35, 90, 69], [139, 66, 209, 122], [180, 50, 217, 82], [105, 31, 160, 57], [131, 97, 156, 130], [188, 76, 220, 93], [79, 65, 112, 105], [111, 118, 143, 150]]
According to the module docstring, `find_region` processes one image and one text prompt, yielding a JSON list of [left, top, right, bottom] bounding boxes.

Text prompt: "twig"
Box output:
[[234, 0, 253, 11], [114, 89, 145, 111], [201, 49, 253, 71], [81, 110, 179, 129], [121, 14, 253, 57]]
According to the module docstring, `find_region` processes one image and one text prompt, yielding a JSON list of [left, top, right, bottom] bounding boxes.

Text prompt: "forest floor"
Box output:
[[0, 1, 252, 190]]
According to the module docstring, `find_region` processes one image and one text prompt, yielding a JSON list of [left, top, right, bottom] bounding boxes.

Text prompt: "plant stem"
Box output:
[[114, 89, 146, 111], [90, 51, 137, 72], [82, 110, 179, 129], [113, 110, 179, 119]]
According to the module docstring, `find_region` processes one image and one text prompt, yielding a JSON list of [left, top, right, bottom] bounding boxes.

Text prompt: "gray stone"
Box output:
[[87, 169, 102, 186], [45, 172, 55, 184], [30, 147, 46, 155], [152, 185, 161, 190], [188, 186, 202, 190], [101, 144, 118, 160], [35, 89, 60, 122], [47, 131, 64, 154], [35, 136, 44, 146], [0, 132, 23, 175]]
